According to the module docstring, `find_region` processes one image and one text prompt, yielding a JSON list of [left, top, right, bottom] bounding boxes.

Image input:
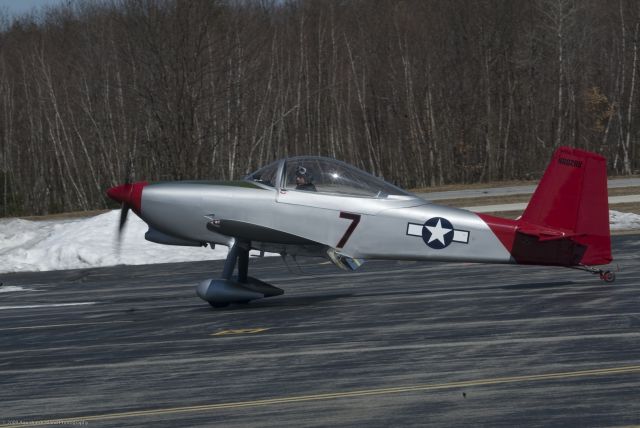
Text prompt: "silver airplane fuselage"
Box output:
[[139, 157, 511, 265]]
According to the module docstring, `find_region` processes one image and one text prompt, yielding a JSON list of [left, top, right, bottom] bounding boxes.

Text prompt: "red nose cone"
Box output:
[[106, 181, 148, 214]]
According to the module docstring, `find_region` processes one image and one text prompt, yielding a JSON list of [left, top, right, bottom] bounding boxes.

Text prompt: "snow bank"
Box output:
[[0, 210, 229, 273], [609, 210, 640, 231]]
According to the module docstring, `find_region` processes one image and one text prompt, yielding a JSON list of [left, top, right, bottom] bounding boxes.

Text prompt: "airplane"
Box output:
[[107, 146, 615, 307]]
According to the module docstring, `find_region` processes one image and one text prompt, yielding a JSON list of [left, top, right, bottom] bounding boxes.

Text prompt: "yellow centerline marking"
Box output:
[[212, 328, 269, 336], [0, 320, 134, 332], [1, 365, 638, 427]]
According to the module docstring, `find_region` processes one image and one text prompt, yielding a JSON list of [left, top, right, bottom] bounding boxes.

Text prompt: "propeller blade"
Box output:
[[106, 180, 148, 249], [119, 203, 130, 233], [116, 203, 130, 247]]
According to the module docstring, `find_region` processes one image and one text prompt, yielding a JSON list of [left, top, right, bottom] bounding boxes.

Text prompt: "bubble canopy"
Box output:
[[245, 156, 412, 198]]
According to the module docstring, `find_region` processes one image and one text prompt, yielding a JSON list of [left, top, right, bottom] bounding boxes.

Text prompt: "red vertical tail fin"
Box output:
[[519, 147, 612, 265]]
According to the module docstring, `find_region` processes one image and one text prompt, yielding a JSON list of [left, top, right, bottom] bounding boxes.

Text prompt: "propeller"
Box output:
[[106, 179, 148, 244]]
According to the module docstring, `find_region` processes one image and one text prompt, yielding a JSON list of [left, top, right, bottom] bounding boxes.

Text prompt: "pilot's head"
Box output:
[[295, 166, 312, 184]]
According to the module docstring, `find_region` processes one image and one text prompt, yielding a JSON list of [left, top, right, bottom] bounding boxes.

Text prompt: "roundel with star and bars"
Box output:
[[406, 217, 470, 249], [421, 217, 455, 249]]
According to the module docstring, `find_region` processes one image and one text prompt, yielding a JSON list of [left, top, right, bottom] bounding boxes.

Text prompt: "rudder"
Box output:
[[519, 146, 611, 265]]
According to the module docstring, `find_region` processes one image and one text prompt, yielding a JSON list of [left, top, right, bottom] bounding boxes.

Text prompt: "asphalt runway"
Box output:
[[1, 235, 639, 427]]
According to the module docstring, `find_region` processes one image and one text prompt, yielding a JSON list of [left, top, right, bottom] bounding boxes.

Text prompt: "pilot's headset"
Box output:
[[295, 166, 313, 182]]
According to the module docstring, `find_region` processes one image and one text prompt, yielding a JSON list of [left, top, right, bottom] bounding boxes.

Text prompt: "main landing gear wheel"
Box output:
[[600, 271, 616, 283], [209, 302, 230, 308], [196, 240, 285, 308]]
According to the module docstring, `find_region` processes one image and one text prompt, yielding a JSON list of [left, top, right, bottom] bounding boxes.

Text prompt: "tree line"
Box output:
[[0, 0, 638, 216]]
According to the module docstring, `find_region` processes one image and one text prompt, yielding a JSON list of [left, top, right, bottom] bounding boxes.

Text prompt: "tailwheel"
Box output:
[[573, 264, 617, 283], [600, 270, 616, 283]]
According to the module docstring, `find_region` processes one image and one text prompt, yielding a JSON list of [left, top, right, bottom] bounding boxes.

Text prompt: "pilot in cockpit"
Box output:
[[295, 166, 317, 192]]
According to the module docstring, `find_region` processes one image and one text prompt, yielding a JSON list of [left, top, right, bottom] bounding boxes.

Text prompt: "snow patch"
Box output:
[[610, 210, 640, 230], [0, 210, 230, 273]]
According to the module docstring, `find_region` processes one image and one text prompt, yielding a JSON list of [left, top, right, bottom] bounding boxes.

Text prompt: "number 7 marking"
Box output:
[[337, 212, 361, 248]]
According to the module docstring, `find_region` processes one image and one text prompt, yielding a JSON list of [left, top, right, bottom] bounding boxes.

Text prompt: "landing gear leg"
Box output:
[[237, 243, 249, 283], [221, 242, 239, 280], [196, 241, 284, 307]]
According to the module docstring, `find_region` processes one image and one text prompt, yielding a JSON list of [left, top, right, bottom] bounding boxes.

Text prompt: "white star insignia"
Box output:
[[425, 219, 452, 245]]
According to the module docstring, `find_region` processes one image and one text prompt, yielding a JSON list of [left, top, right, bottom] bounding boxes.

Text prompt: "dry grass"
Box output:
[[606, 202, 640, 214], [410, 179, 537, 194], [609, 186, 640, 196], [432, 195, 531, 207]]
